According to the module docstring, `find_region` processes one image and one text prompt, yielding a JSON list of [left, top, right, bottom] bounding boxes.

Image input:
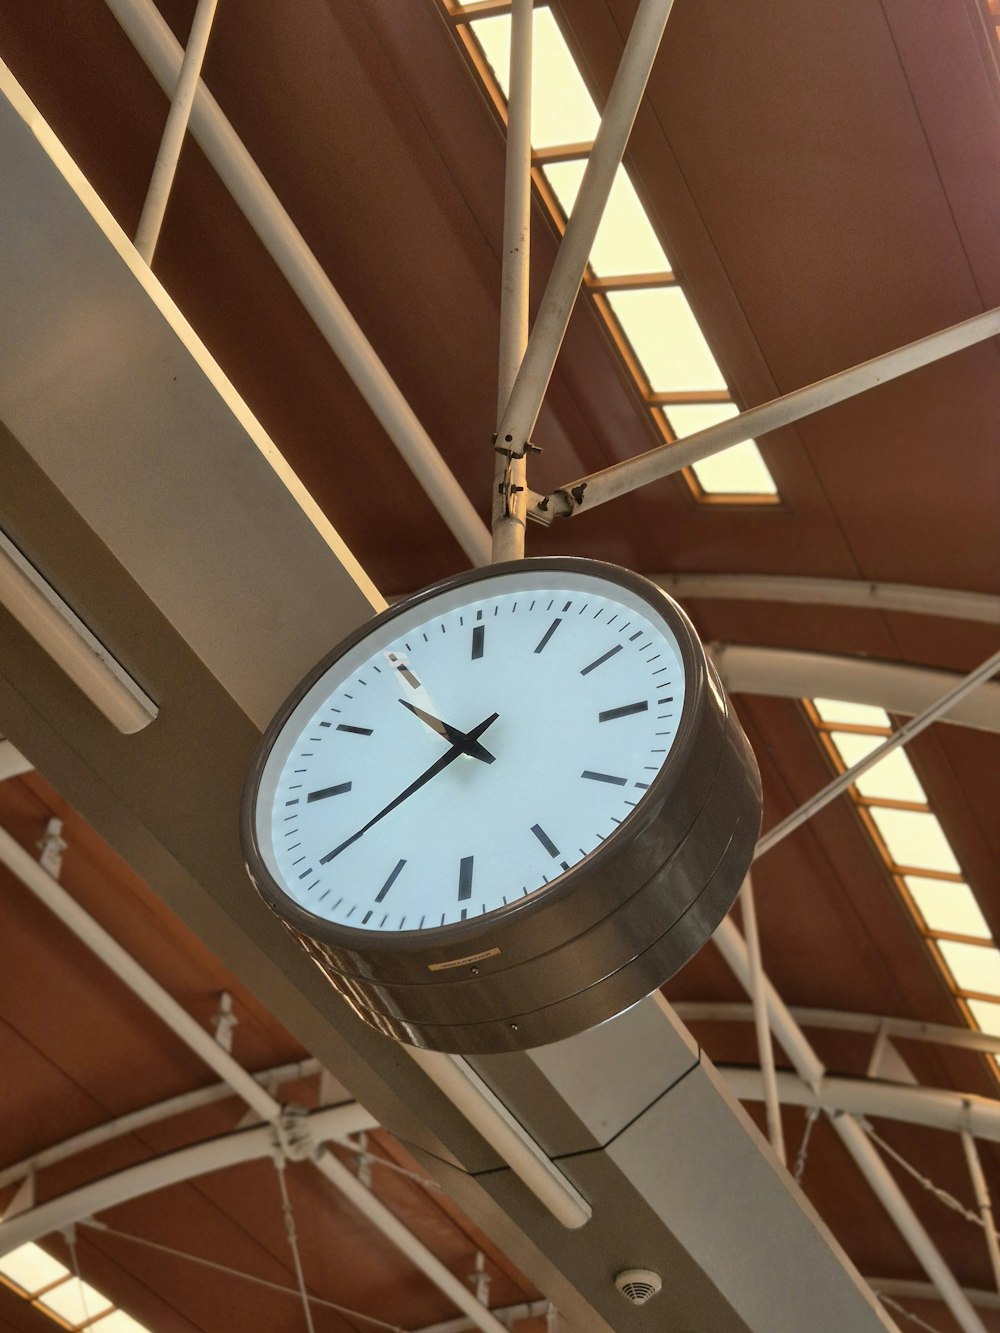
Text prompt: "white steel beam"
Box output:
[[0, 739, 32, 781], [870, 1278, 1000, 1313], [961, 1132, 1000, 1294], [656, 573, 1000, 625], [712, 643, 1000, 735], [740, 875, 786, 1163]]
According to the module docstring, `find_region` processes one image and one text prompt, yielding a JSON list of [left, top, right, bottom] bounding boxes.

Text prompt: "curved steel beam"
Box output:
[[711, 643, 1000, 734], [869, 1278, 1000, 1313], [656, 574, 1000, 625]]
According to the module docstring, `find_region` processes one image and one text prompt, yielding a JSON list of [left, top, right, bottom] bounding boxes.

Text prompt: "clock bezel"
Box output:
[[241, 556, 712, 976]]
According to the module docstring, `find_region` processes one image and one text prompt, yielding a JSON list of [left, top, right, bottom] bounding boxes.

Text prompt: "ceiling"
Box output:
[[1, 0, 1000, 1330]]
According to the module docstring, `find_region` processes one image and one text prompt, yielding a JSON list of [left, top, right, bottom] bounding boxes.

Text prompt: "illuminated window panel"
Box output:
[[868, 807, 961, 875], [812, 698, 891, 728], [97, 1311, 153, 1332], [937, 940, 1000, 996], [968, 997, 1000, 1037], [542, 159, 671, 275], [37, 1278, 113, 1325], [470, 9, 601, 148], [828, 731, 927, 804], [0, 1244, 70, 1294], [666, 402, 776, 497], [607, 288, 727, 392], [905, 876, 990, 939]]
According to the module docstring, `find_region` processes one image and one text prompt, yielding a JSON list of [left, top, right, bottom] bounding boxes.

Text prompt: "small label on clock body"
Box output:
[[428, 947, 501, 972]]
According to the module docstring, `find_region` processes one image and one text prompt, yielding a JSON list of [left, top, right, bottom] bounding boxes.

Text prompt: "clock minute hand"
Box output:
[[320, 711, 499, 864], [398, 698, 496, 764]]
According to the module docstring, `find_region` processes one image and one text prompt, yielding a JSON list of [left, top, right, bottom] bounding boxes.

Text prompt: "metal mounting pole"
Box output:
[[493, 0, 674, 463], [740, 875, 786, 1164], [961, 1128, 1000, 1295], [492, 0, 532, 562], [531, 304, 1000, 521], [754, 642, 1000, 859], [134, 0, 219, 264]]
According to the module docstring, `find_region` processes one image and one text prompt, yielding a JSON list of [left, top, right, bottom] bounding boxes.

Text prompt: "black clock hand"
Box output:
[[320, 711, 499, 863], [398, 698, 496, 764]]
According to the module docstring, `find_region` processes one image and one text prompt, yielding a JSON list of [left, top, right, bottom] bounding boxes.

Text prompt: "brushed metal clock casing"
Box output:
[[242, 558, 762, 1054]]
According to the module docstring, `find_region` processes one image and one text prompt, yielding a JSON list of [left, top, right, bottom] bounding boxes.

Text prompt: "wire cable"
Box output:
[[273, 1154, 317, 1333]]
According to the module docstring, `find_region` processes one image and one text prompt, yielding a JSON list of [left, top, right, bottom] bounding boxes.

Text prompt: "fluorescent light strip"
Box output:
[[805, 698, 1000, 1062], [0, 529, 157, 735], [458, 5, 780, 501]]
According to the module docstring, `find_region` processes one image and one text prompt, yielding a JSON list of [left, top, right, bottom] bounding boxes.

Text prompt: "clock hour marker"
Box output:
[[581, 644, 622, 676], [531, 823, 560, 858], [581, 771, 628, 786], [337, 724, 373, 736], [599, 701, 648, 722], [396, 663, 421, 689], [471, 625, 485, 660], [307, 782, 353, 802], [534, 618, 562, 654], [375, 858, 406, 903], [458, 855, 474, 901]]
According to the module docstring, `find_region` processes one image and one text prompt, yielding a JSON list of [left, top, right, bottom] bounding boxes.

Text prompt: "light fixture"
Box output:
[[0, 528, 157, 734]]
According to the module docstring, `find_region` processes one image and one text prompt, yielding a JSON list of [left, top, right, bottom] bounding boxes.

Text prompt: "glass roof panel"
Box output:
[[868, 808, 961, 874], [0, 1244, 70, 1295], [470, 10, 601, 148], [543, 159, 671, 275], [607, 288, 727, 392], [666, 402, 776, 495], [812, 698, 891, 728], [904, 876, 991, 939], [97, 1311, 154, 1332], [938, 940, 1000, 996], [829, 732, 927, 803], [968, 997, 1000, 1037], [38, 1278, 112, 1324]]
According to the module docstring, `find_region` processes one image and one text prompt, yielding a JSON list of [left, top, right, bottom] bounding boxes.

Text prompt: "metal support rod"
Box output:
[[491, 0, 532, 563], [106, 0, 492, 567], [754, 643, 1000, 859], [961, 1130, 1000, 1295], [533, 304, 1000, 521], [133, 0, 218, 264], [740, 876, 786, 1164], [713, 916, 986, 1333], [492, 0, 674, 461]]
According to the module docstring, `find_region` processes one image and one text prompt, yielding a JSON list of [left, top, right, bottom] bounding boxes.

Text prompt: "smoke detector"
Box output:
[[615, 1268, 663, 1307]]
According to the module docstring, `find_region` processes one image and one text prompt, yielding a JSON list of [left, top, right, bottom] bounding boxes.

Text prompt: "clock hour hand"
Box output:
[[320, 711, 499, 864], [398, 698, 496, 764]]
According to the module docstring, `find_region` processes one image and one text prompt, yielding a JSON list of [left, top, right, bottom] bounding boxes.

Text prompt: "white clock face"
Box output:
[[253, 568, 688, 933]]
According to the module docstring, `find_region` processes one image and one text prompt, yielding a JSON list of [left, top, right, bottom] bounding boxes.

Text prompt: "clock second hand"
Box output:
[[319, 711, 500, 865]]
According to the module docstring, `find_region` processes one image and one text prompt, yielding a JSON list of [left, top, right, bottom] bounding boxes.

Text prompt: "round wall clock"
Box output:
[[241, 557, 761, 1054]]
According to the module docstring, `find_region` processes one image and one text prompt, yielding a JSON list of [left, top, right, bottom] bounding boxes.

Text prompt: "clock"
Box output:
[[241, 557, 761, 1053]]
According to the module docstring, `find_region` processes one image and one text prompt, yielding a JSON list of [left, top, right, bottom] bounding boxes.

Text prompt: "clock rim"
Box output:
[[241, 556, 709, 960]]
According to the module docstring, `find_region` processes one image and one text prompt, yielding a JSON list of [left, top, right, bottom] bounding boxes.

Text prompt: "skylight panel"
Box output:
[[37, 1278, 112, 1324], [968, 997, 1000, 1037], [937, 940, 1000, 996], [97, 1311, 153, 1332], [607, 288, 727, 392], [812, 699, 891, 728], [829, 731, 927, 803], [868, 808, 961, 874], [470, 9, 601, 148], [0, 1244, 70, 1295], [666, 403, 776, 496], [905, 876, 990, 939], [543, 159, 671, 275]]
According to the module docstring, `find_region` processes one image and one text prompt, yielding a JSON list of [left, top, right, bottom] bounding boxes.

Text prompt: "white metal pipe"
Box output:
[[133, 0, 218, 264], [0, 1058, 322, 1192], [961, 1131, 1000, 1295], [415, 1300, 550, 1333], [407, 1048, 591, 1230], [493, 0, 674, 462], [869, 1277, 1000, 1313], [740, 876, 786, 1163], [313, 1149, 512, 1333], [713, 917, 986, 1332], [655, 573, 1000, 625], [721, 1067, 1000, 1145], [536, 303, 1000, 519], [673, 1001, 1000, 1057], [0, 824, 278, 1120], [491, 0, 532, 563], [104, 0, 492, 567], [0, 739, 32, 781], [754, 644, 1000, 859], [0, 1104, 372, 1255], [712, 643, 1000, 737]]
